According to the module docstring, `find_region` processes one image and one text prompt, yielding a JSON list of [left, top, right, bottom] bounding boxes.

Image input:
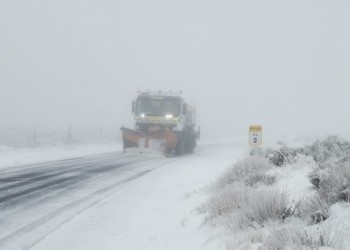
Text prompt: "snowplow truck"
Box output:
[[121, 91, 200, 156]]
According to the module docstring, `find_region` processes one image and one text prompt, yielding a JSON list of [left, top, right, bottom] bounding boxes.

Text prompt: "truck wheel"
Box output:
[[175, 136, 185, 156], [185, 135, 195, 154], [189, 136, 195, 154]]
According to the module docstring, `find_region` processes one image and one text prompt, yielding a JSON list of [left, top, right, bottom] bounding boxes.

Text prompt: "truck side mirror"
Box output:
[[132, 101, 136, 114], [183, 103, 187, 115]]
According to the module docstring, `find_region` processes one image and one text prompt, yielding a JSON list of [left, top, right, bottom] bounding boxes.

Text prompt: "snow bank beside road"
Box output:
[[0, 143, 122, 170]]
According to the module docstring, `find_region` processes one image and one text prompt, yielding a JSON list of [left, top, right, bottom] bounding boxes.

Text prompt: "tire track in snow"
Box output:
[[0, 155, 136, 208]]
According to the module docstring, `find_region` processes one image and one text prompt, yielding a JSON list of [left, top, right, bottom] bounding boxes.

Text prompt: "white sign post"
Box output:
[[249, 125, 262, 154]]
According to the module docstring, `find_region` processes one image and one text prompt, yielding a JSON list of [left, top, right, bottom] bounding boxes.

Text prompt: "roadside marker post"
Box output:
[[249, 125, 262, 155]]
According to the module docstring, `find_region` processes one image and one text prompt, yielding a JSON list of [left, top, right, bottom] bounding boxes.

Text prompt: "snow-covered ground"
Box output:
[[0, 143, 122, 170], [29, 142, 243, 250], [0, 141, 244, 250], [2, 138, 350, 250], [0, 127, 122, 170]]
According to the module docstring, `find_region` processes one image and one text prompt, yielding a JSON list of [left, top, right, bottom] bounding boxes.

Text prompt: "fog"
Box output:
[[1, 0, 350, 144]]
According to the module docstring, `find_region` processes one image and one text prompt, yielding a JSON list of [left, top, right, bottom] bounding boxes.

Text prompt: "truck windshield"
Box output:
[[136, 97, 180, 117]]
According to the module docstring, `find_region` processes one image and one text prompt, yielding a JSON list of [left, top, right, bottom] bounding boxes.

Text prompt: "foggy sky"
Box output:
[[1, 0, 350, 143]]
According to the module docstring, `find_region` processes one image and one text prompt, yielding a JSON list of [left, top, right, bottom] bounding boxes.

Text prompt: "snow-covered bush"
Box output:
[[244, 188, 293, 228], [214, 156, 275, 189], [265, 136, 350, 168], [261, 223, 347, 250], [206, 137, 350, 249], [309, 163, 350, 204], [265, 137, 350, 204], [297, 193, 330, 224], [206, 185, 293, 232], [206, 183, 250, 219], [244, 173, 276, 187], [304, 136, 350, 166], [265, 146, 299, 167]]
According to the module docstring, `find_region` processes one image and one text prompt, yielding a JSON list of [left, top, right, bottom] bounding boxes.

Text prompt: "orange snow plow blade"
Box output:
[[120, 126, 177, 154]]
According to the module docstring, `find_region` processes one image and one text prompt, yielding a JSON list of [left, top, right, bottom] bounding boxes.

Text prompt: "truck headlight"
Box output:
[[165, 114, 173, 119]]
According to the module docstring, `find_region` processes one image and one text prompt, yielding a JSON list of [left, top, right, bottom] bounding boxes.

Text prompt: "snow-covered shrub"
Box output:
[[206, 183, 250, 219], [304, 136, 350, 166], [265, 146, 299, 167], [244, 173, 276, 187], [244, 188, 293, 228], [338, 187, 350, 202], [298, 193, 330, 224], [309, 163, 350, 204], [206, 137, 350, 250], [207, 186, 293, 232], [214, 156, 275, 189], [304, 137, 350, 207], [261, 223, 347, 250], [265, 136, 350, 168]]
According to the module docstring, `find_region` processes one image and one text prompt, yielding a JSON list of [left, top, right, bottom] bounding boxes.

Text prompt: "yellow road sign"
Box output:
[[249, 125, 262, 145]]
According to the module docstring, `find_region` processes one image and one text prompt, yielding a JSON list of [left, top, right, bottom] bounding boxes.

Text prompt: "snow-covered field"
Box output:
[[1, 137, 350, 250], [0, 127, 122, 170], [0, 143, 122, 170]]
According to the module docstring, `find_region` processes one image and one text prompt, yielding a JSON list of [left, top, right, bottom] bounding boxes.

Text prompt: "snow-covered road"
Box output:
[[0, 142, 243, 250]]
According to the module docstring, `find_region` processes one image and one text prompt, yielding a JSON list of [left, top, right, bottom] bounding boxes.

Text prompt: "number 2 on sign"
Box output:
[[253, 138, 258, 143]]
